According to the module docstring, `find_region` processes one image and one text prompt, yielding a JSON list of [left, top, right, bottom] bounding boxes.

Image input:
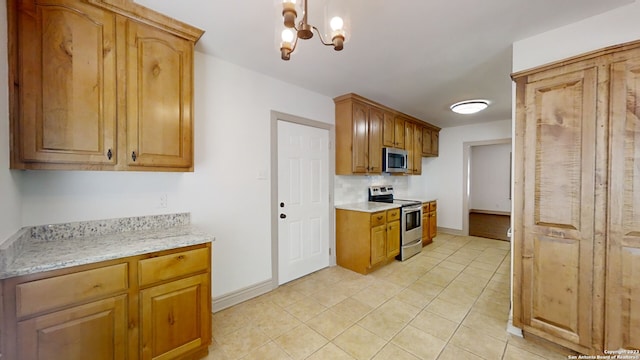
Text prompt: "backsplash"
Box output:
[[334, 175, 409, 205]]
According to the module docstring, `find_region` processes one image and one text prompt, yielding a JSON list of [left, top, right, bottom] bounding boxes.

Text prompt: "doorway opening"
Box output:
[[462, 139, 512, 239]]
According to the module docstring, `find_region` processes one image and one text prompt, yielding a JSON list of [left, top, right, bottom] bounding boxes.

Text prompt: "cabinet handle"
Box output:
[[131, 151, 137, 162], [106, 149, 112, 160], [377, 216, 383, 220]]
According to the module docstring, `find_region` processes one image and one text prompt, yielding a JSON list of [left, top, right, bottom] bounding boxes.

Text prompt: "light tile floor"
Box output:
[[204, 234, 572, 360]]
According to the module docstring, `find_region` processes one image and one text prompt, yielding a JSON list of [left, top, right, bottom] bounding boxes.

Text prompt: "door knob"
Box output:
[[280, 213, 287, 219]]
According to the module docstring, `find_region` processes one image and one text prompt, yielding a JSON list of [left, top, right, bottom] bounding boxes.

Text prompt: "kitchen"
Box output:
[[1, 0, 640, 359]]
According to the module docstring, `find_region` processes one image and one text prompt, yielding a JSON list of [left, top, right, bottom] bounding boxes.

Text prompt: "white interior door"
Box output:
[[277, 120, 329, 285]]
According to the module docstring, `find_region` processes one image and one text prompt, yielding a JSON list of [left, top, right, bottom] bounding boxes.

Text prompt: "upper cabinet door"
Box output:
[[16, 0, 117, 166], [393, 116, 406, 149], [350, 101, 370, 173], [125, 20, 194, 170], [368, 107, 384, 173], [606, 51, 640, 352]]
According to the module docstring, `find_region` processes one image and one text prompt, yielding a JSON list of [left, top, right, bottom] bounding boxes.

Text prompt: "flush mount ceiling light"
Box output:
[[280, 0, 346, 61], [450, 100, 490, 114]]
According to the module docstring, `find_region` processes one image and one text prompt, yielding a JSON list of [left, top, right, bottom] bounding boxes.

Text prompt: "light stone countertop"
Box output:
[[335, 202, 401, 213], [0, 213, 214, 279]]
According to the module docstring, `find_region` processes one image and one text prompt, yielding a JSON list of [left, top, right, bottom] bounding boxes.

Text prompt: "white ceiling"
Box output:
[[135, 0, 632, 128]]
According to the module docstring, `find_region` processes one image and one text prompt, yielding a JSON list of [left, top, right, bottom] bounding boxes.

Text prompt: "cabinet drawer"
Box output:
[[430, 201, 437, 212], [16, 263, 128, 318], [370, 212, 386, 227], [387, 208, 400, 222], [139, 247, 209, 287]]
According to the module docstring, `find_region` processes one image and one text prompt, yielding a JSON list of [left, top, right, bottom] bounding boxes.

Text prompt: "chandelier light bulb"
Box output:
[[330, 16, 344, 31], [281, 28, 295, 43], [277, 0, 346, 60]]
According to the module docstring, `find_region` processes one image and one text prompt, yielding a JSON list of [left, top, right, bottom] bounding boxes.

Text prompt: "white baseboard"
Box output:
[[437, 227, 464, 236], [507, 318, 524, 337], [212, 279, 275, 313]]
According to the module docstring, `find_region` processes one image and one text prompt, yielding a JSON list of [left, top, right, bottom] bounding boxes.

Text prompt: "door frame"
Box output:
[[270, 111, 335, 289], [462, 138, 512, 236]]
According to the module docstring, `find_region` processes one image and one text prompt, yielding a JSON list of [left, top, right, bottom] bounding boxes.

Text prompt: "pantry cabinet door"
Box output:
[[125, 19, 194, 169], [16, 0, 117, 165], [606, 52, 640, 351], [520, 64, 598, 349]]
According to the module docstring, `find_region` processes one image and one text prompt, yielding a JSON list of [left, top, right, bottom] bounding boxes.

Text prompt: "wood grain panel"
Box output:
[[126, 19, 193, 168], [606, 53, 640, 351], [19, 0, 117, 164], [351, 101, 369, 173], [17, 295, 127, 360], [533, 79, 584, 230], [521, 65, 597, 350], [531, 236, 579, 337], [16, 263, 128, 318], [368, 107, 384, 173], [138, 247, 209, 287], [140, 273, 209, 360]]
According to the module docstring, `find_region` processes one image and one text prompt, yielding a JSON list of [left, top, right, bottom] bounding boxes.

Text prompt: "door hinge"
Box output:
[[329, 248, 332, 255]]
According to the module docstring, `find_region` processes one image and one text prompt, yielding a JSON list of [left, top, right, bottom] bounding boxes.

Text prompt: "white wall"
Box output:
[[470, 143, 511, 212], [15, 52, 334, 298], [513, 0, 640, 72], [0, 0, 22, 242], [413, 120, 512, 231]]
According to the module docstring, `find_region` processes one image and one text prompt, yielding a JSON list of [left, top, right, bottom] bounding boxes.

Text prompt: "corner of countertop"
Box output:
[[0, 227, 31, 273]]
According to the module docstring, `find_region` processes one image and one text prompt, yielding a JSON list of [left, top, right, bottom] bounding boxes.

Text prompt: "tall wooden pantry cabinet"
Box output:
[[512, 40, 640, 355]]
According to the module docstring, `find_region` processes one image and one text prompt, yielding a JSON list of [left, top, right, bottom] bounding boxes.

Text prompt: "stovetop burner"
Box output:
[[368, 185, 421, 207]]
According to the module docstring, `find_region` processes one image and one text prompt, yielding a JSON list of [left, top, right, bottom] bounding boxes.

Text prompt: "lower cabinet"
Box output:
[[422, 201, 437, 246], [17, 295, 128, 360], [336, 207, 400, 274], [1, 243, 212, 360], [140, 274, 210, 360]]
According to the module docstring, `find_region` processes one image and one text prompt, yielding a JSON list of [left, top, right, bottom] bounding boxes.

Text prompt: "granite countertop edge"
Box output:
[[335, 202, 401, 213], [0, 213, 215, 280]]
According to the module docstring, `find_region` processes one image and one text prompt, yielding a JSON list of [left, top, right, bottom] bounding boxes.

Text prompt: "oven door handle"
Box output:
[[402, 205, 422, 212]]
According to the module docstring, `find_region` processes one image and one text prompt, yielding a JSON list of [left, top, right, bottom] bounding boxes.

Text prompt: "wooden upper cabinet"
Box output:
[[8, 0, 203, 171], [382, 111, 395, 147], [335, 97, 383, 174], [334, 93, 440, 175], [368, 106, 384, 173], [351, 101, 370, 173], [404, 122, 414, 174], [383, 113, 405, 148], [422, 127, 432, 156], [413, 123, 422, 174], [393, 116, 406, 149], [13, 0, 117, 166], [125, 20, 194, 169], [431, 131, 439, 156]]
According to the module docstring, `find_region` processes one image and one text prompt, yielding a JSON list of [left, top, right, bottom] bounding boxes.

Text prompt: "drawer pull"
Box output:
[[177, 255, 185, 261], [377, 216, 383, 220]]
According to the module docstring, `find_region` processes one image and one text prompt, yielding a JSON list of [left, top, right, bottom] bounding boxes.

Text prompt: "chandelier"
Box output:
[[279, 0, 346, 61]]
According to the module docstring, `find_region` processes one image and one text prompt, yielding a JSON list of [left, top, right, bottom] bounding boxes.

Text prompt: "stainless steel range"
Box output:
[[369, 185, 422, 261]]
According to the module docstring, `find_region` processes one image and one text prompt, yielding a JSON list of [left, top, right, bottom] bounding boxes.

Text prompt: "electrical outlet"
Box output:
[[159, 194, 168, 208]]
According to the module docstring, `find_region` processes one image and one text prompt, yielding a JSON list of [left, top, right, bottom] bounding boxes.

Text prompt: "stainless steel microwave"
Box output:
[[382, 147, 408, 173]]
